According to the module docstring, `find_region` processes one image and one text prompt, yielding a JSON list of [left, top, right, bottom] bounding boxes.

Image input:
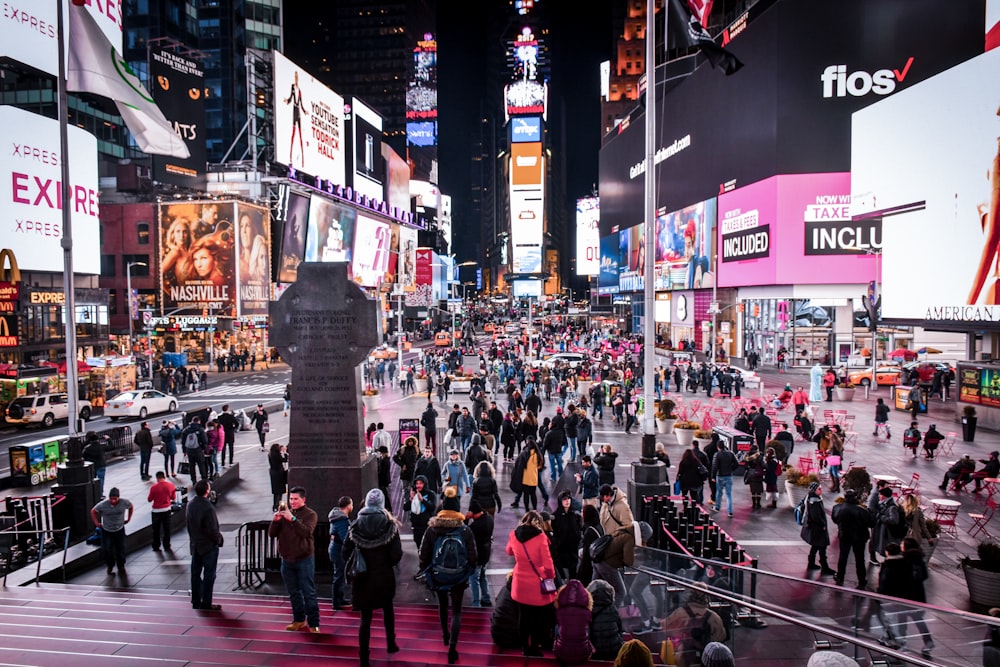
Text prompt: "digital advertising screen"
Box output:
[[385, 145, 411, 212], [150, 47, 206, 189], [159, 201, 237, 317], [273, 50, 346, 186], [618, 223, 644, 292], [510, 186, 544, 275], [510, 116, 542, 143], [277, 191, 310, 283], [598, 234, 620, 295], [654, 197, 716, 291], [0, 106, 100, 274], [235, 202, 271, 316], [351, 214, 392, 287], [511, 142, 543, 186], [398, 225, 418, 288], [576, 197, 600, 276], [305, 196, 355, 265], [351, 97, 383, 201], [852, 48, 1000, 324], [406, 121, 437, 147], [407, 34, 438, 123], [959, 363, 1000, 407]]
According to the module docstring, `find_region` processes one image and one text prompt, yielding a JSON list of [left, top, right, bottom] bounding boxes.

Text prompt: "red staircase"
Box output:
[[0, 584, 619, 666]]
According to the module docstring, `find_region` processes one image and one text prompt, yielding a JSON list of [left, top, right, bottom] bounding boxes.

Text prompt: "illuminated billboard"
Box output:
[[654, 197, 716, 290], [159, 201, 237, 317], [150, 47, 206, 189], [852, 48, 1000, 323], [598, 235, 620, 295], [406, 33, 437, 123], [510, 116, 542, 143], [273, 50, 345, 185], [350, 97, 384, 201], [576, 197, 600, 276], [511, 142, 543, 185], [0, 2, 122, 77], [351, 214, 392, 287], [398, 225, 418, 287], [510, 187, 544, 274], [618, 223, 644, 292], [0, 106, 100, 274], [407, 121, 437, 147], [505, 26, 548, 120], [236, 202, 271, 316], [305, 196, 355, 264], [277, 191, 310, 283]]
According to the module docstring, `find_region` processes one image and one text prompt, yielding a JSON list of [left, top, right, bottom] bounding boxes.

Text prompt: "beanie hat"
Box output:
[[638, 521, 653, 542], [613, 638, 654, 667], [468, 499, 483, 515], [700, 642, 736, 667], [879, 487, 894, 498], [365, 488, 385, 510], [806, 651, 861, 667], [442, 486, 461, 513], [808, 482, 820, 494]]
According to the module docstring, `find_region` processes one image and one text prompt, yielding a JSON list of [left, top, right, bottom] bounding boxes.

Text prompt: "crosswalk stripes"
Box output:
[[177, 382, 287, 398]]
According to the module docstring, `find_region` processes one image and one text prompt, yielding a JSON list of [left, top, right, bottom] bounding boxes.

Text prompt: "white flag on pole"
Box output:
[[66, 2, 190, 159]]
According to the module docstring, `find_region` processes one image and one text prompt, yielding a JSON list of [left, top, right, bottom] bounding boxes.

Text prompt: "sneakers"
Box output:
[[286, 621, 308, 631], [633, 620, 656, 635], [820, 567, 837, 576]]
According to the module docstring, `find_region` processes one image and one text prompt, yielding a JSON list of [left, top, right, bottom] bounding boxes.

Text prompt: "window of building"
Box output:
[[137, 222, 150, 245], [101, 255, 116, 277]]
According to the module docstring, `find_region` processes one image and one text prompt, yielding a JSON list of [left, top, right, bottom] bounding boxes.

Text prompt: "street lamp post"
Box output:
[[126, 261, 147, 380]]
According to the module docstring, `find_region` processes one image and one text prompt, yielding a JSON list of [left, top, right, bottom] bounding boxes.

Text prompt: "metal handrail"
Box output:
[[0, 526, 71, 586]]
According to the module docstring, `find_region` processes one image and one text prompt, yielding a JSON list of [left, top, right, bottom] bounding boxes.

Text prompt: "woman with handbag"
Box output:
[[505, 510, 558, 657]]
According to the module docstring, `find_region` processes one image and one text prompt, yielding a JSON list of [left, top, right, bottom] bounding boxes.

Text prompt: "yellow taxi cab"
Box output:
[[371, 346, 398, 360], [483, 322, 496, 333], [434, 331, 452, 347], [847, 365, 902, 387]]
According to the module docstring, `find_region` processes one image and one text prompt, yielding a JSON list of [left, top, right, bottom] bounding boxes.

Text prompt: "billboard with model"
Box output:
[[159, 201, 236, 317], [576, 197, 600, 276]]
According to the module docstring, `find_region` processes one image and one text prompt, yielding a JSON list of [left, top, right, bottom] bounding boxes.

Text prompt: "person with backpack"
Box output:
[[505, 510, 558, 657], [418, 486, 477, 665], [902, 421, 921, 458], [180, 417, 208, 485], [578, 504, 603, 586], [465, 499, 494, 607], [587, 578, 623, 660], [801, 482, 837, 576], [343, 488, 403, 667], [552, 579, 594, 665], [590, 519, 640, 608], [327, 496, 353, 610], [599, 484, 634, 536], [662, 585, 727, 667]]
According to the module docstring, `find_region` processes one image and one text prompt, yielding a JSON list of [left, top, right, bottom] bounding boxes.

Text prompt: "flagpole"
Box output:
[[640, 0, 657, 463], [57, 0, 83, 438]]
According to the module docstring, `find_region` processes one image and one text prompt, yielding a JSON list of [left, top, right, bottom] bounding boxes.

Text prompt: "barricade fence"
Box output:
[[1, 494, 70, 582], [234, 520, 332, 590]]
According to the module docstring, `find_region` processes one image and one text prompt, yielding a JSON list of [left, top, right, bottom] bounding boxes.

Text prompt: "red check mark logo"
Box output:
[[893, 57, 914, 82]]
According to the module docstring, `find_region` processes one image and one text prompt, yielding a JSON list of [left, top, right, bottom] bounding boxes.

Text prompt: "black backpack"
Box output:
[[588, 532, 613, 562], [424, 527, 472, 590]]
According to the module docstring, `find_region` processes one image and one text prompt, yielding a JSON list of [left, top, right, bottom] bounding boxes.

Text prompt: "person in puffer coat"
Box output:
[[490, 573, 521, 649], [553, 579, 594, 664], [587, 578, 624, 660]]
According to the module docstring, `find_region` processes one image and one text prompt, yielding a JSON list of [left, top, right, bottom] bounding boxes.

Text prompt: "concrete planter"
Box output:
[[362, 394, 379, 412], [963, 561, 1000, 607], [785, 480, 811, 509], [675, 428, 696, 447], [656, 417, 678, 435], [834, 387, 856, 402]]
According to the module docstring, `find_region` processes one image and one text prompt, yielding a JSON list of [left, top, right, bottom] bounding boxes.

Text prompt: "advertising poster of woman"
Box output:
[[160, 202, 236, 317], [398, 225, 418, 287], [305, 197, 355, 265], [236, 203, 271, 316], [278, 192, 310, 283]]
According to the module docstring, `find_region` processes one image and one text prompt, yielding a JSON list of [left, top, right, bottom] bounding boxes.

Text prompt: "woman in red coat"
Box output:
[[505, 510, 558, 657]]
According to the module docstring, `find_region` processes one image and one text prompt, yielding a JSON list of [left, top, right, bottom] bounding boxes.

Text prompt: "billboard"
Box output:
[[273, 50, 345, 186], [305, 196, 355, 264], [277, 191, 310, 283], [510, 186, 544, 274], [398, 225, 418, 287], [236, 202, 271, 316], [598, 234, 620, 295], [576, 197, 600, 276], [350, 97, 383, 201], [150, 47, 206, 188], [407, 121, 437, 147], [406, 34, 438, 123], [510, 116, 542, 143], [0, 106, 100, 274], [385, 145, 410, 212], [351, 214, 392, 287], [0, 1, 122, 77], [159, 201, 236, 317], [618, 223, 644, 292], [511, 142, 544, 185], [715, 172, 878, 288], [654, 197, 716, 290], [852, 48, 1000, 322], [407, 247, 434, 307]]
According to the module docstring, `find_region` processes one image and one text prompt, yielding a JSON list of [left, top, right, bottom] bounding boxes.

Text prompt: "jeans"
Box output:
[[593, 561, 626, 606], [281, 556, 320, 627], [208, 451, 219, 478], [151, 510, 172, 549], [139, 449, 152, 477], [94, 466, 106, 497], [547, 452, 564, 482], [461, 433, 472, 451], [593, 402, 603, 419], [328, 544, 347, 607], [191, 546, 219, 608], [715, 475, 734, 515], [101, 527, 126, 569], [469, 563, 491, 605], [565, 436, 578, 460]]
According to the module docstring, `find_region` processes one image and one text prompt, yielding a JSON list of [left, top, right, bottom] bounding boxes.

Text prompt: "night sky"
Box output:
[[437, 1, 614, 262]]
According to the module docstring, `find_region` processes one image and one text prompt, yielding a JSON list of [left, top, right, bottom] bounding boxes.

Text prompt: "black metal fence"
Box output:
[[234, 520, 332, 590], [0, 494, 69, 581]]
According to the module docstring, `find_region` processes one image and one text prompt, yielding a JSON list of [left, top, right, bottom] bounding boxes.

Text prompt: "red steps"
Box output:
[[0, 584, 616, 667]]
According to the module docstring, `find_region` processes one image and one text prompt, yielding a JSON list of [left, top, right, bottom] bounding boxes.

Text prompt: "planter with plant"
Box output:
[[840, 466, 872, 503], [963, 405, 978, 442], [963, 540, 1000, 606], [674, 420, 699, 447], [834, 381, 856, 402], [656, 399, 679, 435], [361, 384, 380, 411], [693, 428, 714, 448], [784, 465, 820, 508]]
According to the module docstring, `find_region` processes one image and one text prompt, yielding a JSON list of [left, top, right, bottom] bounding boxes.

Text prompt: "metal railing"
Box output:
[[234, 520, 332, 590], [1, 494, 71, 584]]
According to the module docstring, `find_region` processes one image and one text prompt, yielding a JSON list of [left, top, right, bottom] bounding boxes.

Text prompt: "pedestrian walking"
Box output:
[[180, 417, 208, 484], [249, 403, 270, 450], [187, 479, 223, 610], [409, 475, 437, 548], [268, 443, 288, 512], [216, 405, 239, 467], [269, 486, 321, 633], [466, 499, 495, 607], [801, 482, 836, 576]]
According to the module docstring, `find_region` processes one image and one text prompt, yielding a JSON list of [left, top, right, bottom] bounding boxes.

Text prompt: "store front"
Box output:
[[1, 285, 111, 366], [741, 297, 836, 367]]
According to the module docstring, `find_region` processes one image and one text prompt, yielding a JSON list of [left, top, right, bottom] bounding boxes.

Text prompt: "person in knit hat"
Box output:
[[700, 641, 735, 667], [802, 481, 836, 576], [806, 651, 861, 667], [614, 638, 654, 667], [418, 486, 477, 665]]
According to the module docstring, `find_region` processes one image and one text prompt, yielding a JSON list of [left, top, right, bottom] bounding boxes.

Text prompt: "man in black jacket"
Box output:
[[179, 417, 208, 484], [710, 442, 739, 517], [831, 488, 875, 589], [216, 405, 240, 467], [543, 414, 566, 483], [134, 421, 155, 480], [466, 499, 495, 607], [186, 479, 224, 610]]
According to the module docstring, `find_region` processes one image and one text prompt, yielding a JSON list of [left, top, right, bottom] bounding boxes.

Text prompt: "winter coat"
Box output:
[[267, 448, 287, 496], [392, 443, 419, 482], [599, 526, 637, 569], [418, 510, 478, 576], [442, 458, 471, 495], [553, 580, 594, 664], [594, 450, 618, 486], [578, 465, 600, 500], [563, 412, 580, 438], [158, 425, 180, 456], [901, 548, 929, 603], [876, 553, 911, 598], [551, 505, 582, 559], [543, 425, 566, 455], [505, 525, 558, 607], [409, 477, 437, 533], [873, 497, 902, 554], [904, 506, 933, 550], [586, 579, 623, 660], [465, 442, 489, 475], [831, 497, 874, 544], [678, 457, 707, 494], [578, 521, 602, 585], [343, 507, 403, 610], [490, 576, 521, 649], [471, 474, 502, 513], [800, 491, 830, 548], [414, 455, 442, 494], [599, 487, 634, 536], [521, 446, 544, 488], [327, 506, 351, 555], [467, 511, 495, 565]]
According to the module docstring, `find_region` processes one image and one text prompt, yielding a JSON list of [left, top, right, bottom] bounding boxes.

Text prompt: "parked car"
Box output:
[[5, 393, 92, 428], [105, 390, 179, 421], [848, 365, 902, 387]]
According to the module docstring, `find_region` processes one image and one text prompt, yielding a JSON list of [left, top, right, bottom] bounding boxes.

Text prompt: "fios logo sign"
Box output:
[[820, 57, 914, 98]]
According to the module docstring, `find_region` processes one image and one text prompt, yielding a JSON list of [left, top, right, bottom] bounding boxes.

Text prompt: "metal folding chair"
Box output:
[[901, 473, 920, 496], [932, 503, 959, 537], [969, 499, 998, 539], [940, 432, 957, 457]]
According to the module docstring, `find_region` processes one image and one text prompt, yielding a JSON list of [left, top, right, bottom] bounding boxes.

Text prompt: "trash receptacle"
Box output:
[[9, 443, 46, 486]]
